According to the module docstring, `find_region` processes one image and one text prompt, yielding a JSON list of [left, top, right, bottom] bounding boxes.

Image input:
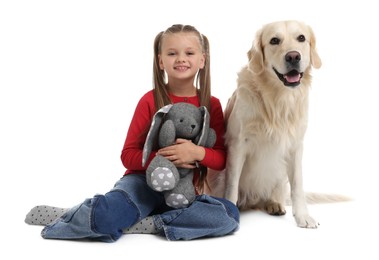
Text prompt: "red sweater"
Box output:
[[121, 90, 226, 175]]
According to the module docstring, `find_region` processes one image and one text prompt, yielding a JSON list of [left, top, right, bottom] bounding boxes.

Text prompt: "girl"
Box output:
[[25, 24, 239, 242]]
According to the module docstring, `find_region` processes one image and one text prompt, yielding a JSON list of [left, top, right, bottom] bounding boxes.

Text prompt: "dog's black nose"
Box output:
[[285, 51, 301, 65]]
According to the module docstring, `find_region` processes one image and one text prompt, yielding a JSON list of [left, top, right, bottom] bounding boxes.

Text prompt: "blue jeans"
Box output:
[[41, 174, 239, 242]]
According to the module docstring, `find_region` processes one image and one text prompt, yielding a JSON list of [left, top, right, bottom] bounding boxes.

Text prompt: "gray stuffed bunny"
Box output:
[[142, 102, 216, 209]]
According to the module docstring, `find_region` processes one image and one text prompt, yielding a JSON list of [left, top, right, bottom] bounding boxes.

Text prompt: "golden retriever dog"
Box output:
[[207, 20, 329, 228]]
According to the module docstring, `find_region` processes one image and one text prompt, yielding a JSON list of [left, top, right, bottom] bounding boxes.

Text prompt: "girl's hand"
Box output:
[[157, 138, 205, 169]]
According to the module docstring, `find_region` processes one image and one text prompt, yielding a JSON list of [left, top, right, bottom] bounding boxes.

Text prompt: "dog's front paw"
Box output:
[[264, 201, 286, 216], [294, 214, 319, 228]]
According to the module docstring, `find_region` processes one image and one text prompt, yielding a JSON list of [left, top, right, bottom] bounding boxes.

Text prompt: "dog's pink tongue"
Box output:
[[285, 74, 300, 83]]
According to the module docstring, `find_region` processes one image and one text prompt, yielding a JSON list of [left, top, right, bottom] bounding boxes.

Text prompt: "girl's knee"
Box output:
[[92, 190, 139, 236]]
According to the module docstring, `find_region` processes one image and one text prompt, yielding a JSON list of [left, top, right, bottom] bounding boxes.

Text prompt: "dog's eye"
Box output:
[[270, 37, 280, 45], [297, 35, 306, 42]]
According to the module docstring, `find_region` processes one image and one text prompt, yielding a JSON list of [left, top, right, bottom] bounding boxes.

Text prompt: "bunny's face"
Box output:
[[166, 103, 202, 139]]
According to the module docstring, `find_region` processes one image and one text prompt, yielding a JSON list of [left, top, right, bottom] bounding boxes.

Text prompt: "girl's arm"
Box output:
[[120, 92, 156, 171]]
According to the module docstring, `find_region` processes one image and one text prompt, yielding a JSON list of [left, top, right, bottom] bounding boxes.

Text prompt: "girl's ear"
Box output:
[[158, 54, 164, 70], [199, 53, 206, 69]]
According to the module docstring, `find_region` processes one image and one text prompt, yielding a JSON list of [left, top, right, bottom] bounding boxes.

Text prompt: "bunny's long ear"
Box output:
[[142, 104, 173, 167], [197, 106, 210, 146]]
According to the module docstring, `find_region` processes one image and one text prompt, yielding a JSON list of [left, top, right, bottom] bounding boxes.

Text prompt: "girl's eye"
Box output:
[[168, 52, 176, 56], [187, 52, 194, 55]]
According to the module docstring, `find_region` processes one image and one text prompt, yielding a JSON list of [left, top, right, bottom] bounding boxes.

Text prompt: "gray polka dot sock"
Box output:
[[25, 205, 68, 226], [123, 216, 159, 234]]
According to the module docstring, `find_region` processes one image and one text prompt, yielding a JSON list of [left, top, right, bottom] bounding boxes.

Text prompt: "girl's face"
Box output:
[[159, 32, 205, 84]]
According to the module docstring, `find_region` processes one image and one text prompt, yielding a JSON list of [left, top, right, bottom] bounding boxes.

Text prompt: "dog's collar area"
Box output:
[[273, 67, 303, 87]]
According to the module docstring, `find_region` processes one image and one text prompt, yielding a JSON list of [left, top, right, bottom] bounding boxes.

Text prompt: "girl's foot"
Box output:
[[123, 216, 159, 234], [25, 205, 68, 226]]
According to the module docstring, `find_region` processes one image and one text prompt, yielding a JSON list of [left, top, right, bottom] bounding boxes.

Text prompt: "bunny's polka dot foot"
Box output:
[[150, 167, 176, 191], [166, 193, 190, 209]]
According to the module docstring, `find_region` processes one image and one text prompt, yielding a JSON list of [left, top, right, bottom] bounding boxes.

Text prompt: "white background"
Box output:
[[1, 0, 378, 259]]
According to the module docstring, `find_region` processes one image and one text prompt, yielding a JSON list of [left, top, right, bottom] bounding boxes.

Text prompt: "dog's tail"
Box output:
[[305, 192, 352, 204], [286, 192, 352, 205]]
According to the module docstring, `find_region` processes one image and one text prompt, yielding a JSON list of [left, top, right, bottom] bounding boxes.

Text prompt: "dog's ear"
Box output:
[[308, 26, 322, 69], [248, 29, 265, 74], [142, 104, 173, 167]]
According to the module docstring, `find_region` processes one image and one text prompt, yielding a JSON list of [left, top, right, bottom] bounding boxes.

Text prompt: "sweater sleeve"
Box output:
[[199, 97, 226, 171], [120, 91, 157, 172]]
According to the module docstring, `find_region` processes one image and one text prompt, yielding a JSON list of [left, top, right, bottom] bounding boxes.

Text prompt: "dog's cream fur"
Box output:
[[207, 20, 325, 228]]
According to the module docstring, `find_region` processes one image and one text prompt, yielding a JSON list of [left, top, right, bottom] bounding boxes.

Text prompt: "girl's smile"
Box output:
[[174, 65, 190, 72]]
